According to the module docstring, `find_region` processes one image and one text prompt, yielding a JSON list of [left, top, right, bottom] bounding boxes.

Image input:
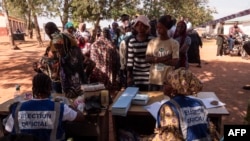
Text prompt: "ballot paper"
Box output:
[[143, 99, 168, 120]]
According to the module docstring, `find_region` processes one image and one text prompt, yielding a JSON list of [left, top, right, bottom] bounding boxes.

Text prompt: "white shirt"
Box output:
[[186, 21, 192, 31], [168, 25, 176, 38]]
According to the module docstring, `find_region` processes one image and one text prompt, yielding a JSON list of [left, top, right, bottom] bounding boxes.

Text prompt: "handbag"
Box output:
[[84, 95, 102, 114]]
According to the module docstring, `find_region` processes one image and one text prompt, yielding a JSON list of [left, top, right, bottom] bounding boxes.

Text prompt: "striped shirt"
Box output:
[[127, 35, 155, 85]]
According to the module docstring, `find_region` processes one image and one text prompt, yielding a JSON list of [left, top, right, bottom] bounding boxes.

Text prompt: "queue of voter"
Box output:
[[0, 13, 232, 141]]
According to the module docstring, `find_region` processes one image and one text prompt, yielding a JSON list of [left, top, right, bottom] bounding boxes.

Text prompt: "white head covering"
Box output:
[[133, 15, 151, 29], [81, 31, 90, 40]]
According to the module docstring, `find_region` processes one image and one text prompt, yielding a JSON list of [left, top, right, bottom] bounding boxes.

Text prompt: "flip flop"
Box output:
[[242, 85, 250, 90]]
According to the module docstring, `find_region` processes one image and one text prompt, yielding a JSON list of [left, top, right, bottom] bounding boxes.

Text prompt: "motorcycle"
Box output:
[[229, 34, 244, 56], [240, 35, 250, 59], [224, 34, 249, 57]]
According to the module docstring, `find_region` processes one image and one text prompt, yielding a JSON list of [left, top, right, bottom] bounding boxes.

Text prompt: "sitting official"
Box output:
[[4, 73, 85, 141], [153, 68, 211, 141]]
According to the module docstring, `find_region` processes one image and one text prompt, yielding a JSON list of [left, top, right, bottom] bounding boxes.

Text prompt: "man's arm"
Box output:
[[238, 27, 244, 34], [63, 104, 85, 122], [73, 111, 85, 122]]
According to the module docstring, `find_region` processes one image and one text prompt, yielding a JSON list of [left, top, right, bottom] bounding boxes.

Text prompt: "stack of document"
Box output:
[[81, 83, 105, 92], [132, 94, 149, 105], [111, 87, 139, 116]]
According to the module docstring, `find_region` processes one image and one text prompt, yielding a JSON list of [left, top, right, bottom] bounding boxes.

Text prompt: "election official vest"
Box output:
[[159, 96, 211, 141], [12, 100, 64, 141]]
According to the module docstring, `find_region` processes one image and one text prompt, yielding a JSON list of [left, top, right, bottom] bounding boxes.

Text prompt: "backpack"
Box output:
[[84, 95, 102, 114]]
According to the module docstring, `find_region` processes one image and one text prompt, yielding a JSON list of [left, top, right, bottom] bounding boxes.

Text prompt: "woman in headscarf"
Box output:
[[89, 27, 120, 90], [173, 21, 191, 69], [78, 23, 91, 40], [64, 22, 77, 40], [153, 68, 211, 141], [44, 22, 85, 98]]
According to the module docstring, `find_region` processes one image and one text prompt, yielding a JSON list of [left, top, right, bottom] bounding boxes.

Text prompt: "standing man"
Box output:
[[216, 21, 225, 57], [127, 15, 154, 91]]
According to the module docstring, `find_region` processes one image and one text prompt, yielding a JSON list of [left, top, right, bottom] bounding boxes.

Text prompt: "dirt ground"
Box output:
[[0, 36, 250, 139]]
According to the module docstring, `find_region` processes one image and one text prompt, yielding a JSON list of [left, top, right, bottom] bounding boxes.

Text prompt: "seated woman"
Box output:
[[153, 68, 211, 141]]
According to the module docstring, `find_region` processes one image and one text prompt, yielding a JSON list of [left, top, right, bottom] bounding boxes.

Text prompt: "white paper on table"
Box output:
[[200, 97, 226, 109], [143, 99, 168, 120]]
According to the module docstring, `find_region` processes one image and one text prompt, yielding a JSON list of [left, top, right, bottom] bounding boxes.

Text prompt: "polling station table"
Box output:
[[0, 93, 109, 141], [109, 91, 229, 140]]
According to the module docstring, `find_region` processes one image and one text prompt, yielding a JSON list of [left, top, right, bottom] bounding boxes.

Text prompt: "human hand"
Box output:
[[69, 104, 78, 111], [127, 77, 133, 86]]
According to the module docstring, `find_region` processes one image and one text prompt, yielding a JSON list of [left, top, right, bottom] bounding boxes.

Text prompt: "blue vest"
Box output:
[[158, 96, 211, 141], [11, 100, 64, 141]]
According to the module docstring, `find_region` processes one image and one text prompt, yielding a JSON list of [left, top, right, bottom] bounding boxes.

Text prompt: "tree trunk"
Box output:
[[26, 9, 32, 37], [27, 0, 43, 47], [90, 17, 101, 43], [33, 14, 44, 47], [2, 0, 18, 49], [60, 0, 69, 31]]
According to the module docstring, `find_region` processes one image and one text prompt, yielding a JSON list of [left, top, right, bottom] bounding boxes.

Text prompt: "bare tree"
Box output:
[[2, 0, 18, 49]]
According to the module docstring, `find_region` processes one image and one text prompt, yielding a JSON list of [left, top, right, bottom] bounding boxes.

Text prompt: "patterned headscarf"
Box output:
[[51, 33, 64, 45], [166, 68, 203, 95], [65, 22, 74, 29]]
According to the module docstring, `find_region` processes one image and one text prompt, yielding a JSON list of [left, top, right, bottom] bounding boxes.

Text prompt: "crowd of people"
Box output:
[[1, 14, 217, 141], [31, 14, 203, 95]]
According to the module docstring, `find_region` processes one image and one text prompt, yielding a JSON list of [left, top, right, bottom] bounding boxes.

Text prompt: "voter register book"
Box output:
[[111, 87, 139, 116], [132, 94, 149, 105]]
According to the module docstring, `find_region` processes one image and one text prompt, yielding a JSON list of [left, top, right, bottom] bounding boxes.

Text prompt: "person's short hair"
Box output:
[[32, 73, 52, 97], [45, 22, 60, 33], [158, 15, 174, 30], [120, 14, 130, 22]]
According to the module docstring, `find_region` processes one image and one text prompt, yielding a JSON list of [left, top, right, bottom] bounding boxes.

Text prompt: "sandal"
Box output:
[[242, 85, 250, 90]]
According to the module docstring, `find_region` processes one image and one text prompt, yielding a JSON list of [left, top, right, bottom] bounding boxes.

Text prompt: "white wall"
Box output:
[[0, 16, 6, 27]]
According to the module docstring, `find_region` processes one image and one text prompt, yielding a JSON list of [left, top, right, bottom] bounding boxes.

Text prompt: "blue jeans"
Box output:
[[228, 38, 235, 50]]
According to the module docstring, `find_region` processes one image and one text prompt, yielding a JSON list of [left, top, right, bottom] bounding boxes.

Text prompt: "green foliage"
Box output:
[[4, 0, 216, 28], [141, 0, 216, 27], [71, 0, 140, 22], [4, 0, 27, 19]]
